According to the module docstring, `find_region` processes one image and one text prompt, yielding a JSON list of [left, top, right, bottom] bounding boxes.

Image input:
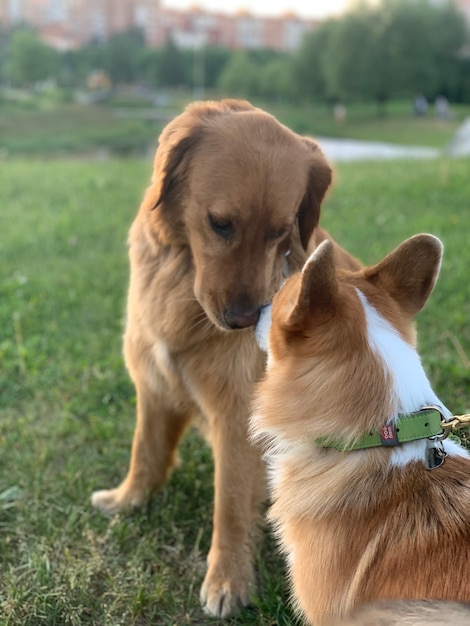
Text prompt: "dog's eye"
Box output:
[[208, 213, 234, 240], [269, 227, 288, 241]]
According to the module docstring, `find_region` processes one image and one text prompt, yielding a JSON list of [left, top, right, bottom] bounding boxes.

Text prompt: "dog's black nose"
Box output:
[[224, 306, 261, 329]]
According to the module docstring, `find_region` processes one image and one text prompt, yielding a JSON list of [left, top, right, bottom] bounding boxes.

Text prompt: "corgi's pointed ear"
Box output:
[[285, 240, 337, 329], [365, 234, 443, 317]]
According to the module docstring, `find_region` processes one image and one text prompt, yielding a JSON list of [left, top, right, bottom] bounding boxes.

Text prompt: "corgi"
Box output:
[[251, 235, 470, 625]]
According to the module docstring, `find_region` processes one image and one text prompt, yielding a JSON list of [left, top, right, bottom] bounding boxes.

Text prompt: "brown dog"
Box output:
[[252, 235, 470, 625], [91, 99, 360, 617]]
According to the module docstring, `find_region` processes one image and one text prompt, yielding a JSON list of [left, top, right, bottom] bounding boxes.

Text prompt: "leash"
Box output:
[[439, 413, 470, 444]]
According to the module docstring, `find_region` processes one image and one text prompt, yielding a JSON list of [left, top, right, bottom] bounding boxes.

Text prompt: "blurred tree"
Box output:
[[9, 29, 59, 87], [453, 54, 470, 103], [294, 19, 337, 102], [259, 56, 296, 101], [61, 40, 106, 86], [321, 9, 376, 103], [156, 38, 189, 87], [421, 0, 468, 101], [294, 0, 469, 106], [380, 0, 466, 100], [203, 46, 231, 88], [104, 28, 146, 85], [383, 0, 435, 97], [248, 48, 283, 65], [140, 47, 161, 87], [0, 28, 8, 87], [217, 50, 261, 96]]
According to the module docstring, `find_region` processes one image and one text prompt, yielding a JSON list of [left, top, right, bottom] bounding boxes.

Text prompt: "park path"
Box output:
[[317, 117, 470, 162], [317, 137, 439, 162]]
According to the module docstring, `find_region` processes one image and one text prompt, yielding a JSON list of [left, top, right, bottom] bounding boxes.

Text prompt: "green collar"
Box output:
[[315, 408, 444, 452]]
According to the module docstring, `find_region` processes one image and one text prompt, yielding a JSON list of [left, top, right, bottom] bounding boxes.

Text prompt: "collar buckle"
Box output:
[[421, 404, 449, 442]]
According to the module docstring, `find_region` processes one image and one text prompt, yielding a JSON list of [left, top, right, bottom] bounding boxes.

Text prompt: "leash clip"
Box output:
[[421, 405, 449, 470]]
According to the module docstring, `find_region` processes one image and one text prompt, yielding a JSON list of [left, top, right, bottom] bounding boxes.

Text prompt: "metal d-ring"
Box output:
[[421, 404, 450, 442]]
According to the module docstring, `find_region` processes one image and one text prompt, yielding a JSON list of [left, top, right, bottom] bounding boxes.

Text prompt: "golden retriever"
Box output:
[[91, 99, 360, 617]]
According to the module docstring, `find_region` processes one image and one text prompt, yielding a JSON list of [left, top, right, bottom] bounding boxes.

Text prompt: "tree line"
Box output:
[[1, 0, 469, 105]]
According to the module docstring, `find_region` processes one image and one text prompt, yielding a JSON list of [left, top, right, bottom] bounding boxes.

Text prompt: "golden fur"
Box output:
[[252, 235, 470, 625], [327, 600, 470, 626], [90, 99, 360, 617]]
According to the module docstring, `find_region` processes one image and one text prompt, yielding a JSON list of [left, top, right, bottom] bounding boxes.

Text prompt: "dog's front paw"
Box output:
[[91, 484, 148, 515], [200, 553, 256, 618]]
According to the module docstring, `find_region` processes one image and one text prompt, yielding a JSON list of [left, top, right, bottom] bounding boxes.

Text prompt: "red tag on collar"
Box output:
[[380, 424, 398, 446]]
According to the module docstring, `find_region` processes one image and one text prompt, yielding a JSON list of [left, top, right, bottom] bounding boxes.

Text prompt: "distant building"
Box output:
[[0, 0, 161, 49], [0, 0, 49, 29], [459, 0, 470, 23], [155, 7, 318, 51], [0, 0, 319, 51]]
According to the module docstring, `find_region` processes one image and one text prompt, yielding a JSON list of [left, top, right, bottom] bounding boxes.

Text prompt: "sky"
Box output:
[[162, 0, 352, 19]]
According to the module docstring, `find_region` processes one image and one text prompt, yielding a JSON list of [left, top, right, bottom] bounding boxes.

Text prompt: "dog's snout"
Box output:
[[224, 306, 261, 329]]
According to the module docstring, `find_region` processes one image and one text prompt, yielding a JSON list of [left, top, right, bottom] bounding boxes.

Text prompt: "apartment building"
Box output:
[[0, 0, 161, 49], [156, 6, 318, 51], [0, 0, 319, 51]]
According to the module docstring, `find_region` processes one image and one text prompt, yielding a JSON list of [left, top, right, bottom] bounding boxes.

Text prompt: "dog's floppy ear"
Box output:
[[149, 100, 256, 209], [150, 133, 198, 211], [297, 138, 333, 250], [142, 99, 256, 244], [284, 240, 337, 330], [140, 114, 203, 244], [364, 234, 443, 317]]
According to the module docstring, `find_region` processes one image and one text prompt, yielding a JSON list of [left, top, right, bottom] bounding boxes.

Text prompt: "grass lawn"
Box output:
[[0, 102, 165, 157], [0, 156, 469, 625]]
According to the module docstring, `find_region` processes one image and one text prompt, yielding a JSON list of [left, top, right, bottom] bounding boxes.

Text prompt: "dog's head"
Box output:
[[254, 234, 443, 443], [140, 99, 332, 330], [262, 234, 443, 365]]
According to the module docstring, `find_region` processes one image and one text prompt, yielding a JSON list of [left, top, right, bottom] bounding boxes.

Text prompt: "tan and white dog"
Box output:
[[252, 234, 470, 625]]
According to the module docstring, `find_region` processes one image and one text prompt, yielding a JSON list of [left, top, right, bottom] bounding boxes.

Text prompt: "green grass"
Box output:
[[1, 157, 469, 625], [0, 102, 165, 156]]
